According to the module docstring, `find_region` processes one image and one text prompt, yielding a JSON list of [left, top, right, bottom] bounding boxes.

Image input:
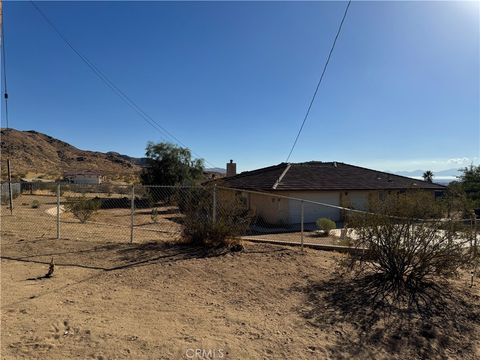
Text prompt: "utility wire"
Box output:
[[285, 0, 351, 163], [1, 3, 9, 129], [30, 1, 218, 168]]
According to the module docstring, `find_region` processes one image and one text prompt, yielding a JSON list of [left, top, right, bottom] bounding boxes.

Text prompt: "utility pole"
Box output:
[[0, 0, 13, 215]]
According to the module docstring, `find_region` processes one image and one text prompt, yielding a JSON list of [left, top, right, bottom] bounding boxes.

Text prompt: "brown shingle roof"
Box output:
[[217, 162, 445, 191]]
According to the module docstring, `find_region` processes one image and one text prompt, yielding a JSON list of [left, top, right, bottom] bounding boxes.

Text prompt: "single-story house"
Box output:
[[214, 161, 445, 225], [63, 171, 105, 185]]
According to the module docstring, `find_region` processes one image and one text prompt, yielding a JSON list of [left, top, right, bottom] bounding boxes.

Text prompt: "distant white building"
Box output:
[[63, 171, 105, 185]]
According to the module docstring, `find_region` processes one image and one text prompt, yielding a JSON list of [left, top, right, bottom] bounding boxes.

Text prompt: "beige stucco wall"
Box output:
[[247, 192, 290, 225], [242, 190, 349, 224], [285, 191, 341, 223], [221, 188, 441, 226], [340, 190, 372, 210]]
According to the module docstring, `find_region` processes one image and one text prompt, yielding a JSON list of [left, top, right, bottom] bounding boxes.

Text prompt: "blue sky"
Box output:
[[2, 1, 479, 173]]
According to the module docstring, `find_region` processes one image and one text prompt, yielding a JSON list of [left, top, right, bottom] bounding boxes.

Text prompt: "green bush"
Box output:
[[31, 200, 40, 209], [316, 217, 336, 236], [64, 196, 101, 223]]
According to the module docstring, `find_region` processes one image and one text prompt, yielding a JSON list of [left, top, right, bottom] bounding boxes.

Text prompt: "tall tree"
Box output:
[[140, 142, 204, 186], [422, 170, 434, 183], [458, 165, 480, 208], [443, 181, 470, 218]]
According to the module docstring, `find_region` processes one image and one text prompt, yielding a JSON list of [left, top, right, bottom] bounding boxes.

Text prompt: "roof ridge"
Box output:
[[216, 161, 445, 190], [223, 163, 288, 180], [340, 163, 445, 187], [272, 163, 292, 190]]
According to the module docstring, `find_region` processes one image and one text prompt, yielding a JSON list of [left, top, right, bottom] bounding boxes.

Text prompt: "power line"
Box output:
[[29, 1, 218, 168], [1, 1, 9, 129], [285, 0, 352, 163]]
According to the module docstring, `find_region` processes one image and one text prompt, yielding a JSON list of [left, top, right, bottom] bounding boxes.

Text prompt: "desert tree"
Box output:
[[458, 164, 480, 208], [140, 142, 204, 186], [422, 170, 433, 183], [442, 181, 472, 218]]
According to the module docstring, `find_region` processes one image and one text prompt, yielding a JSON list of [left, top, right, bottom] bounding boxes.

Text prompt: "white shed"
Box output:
[[64, 171, 105, 185]]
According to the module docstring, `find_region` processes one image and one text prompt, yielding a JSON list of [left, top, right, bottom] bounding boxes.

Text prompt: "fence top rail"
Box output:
[[138, 185, 205, 189], [23, 182, 208, 189]]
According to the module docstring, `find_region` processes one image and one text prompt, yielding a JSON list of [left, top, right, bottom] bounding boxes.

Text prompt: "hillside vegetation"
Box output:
[[1, 128, 145, 182]]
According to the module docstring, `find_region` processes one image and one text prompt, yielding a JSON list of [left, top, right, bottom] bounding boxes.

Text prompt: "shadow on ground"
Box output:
[[1, 237, 265, 272], [294, 272, 480, 360], [112, 241, 235, 269]]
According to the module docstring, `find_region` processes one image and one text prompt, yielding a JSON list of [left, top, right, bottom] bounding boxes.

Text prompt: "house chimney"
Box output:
[[226, 160, 237, 177]]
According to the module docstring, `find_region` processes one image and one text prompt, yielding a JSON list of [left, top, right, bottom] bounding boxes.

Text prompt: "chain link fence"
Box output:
[[1, 182, 478, 254]]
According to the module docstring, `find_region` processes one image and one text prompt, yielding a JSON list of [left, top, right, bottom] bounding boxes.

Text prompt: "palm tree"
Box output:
[[423, 170, 434, 183]]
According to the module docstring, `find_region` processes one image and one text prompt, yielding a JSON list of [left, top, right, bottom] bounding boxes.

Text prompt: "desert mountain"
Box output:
[[1, 128, 145, 182]]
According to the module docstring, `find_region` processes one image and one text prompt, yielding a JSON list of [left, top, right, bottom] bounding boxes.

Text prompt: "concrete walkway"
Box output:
[[45, 205, 64, 216]]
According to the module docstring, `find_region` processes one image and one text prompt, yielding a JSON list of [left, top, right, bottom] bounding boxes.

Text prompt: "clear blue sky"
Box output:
[[2, 1, 479, 173]]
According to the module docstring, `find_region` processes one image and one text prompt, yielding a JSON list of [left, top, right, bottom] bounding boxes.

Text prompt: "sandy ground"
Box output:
[[2, 194, 480, 359], [242, 232, 351, 248], [1, 235, 341, 360], [3, 194, 184, 243], [1, 230, 480, 360], [4, 194, 349, 247]]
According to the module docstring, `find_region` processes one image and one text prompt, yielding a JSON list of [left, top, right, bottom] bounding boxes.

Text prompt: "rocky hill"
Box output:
[[1, 128, 145, 182]]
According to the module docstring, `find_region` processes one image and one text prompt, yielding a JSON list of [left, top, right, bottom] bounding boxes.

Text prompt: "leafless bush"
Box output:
[[151, 208, 159, 223], [345, 191, 472, 300], [64, 196, 101, 223], [182, 189, 252, 247]]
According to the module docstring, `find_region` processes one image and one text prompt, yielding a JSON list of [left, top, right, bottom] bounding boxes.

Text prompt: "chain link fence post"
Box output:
[[300, 200, 304, 252], [474, 216, 478, 286], [474, 216, 478, 260], [56, 183, 61, 239], [212, 184, 217, 224], [7, 159, 13, 215], [130, 185, 135, 243]]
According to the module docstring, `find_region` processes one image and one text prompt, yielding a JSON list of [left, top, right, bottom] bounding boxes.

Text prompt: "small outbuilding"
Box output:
[[63, 171, 105, 185]]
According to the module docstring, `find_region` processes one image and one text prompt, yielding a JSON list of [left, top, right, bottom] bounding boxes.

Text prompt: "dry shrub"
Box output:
[[294, 192, 480, 359], [151, 208, 159, 223], [65, 195, 101, 223], [182, 188, 252, 247], [296, 272, 480, 360], [345, 191, 474, 299]]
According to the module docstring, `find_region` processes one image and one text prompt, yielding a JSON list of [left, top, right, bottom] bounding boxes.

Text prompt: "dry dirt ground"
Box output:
[[3, 194, 185, 244], [4, 194, 347, 247], [1, 231, 479, 360]]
